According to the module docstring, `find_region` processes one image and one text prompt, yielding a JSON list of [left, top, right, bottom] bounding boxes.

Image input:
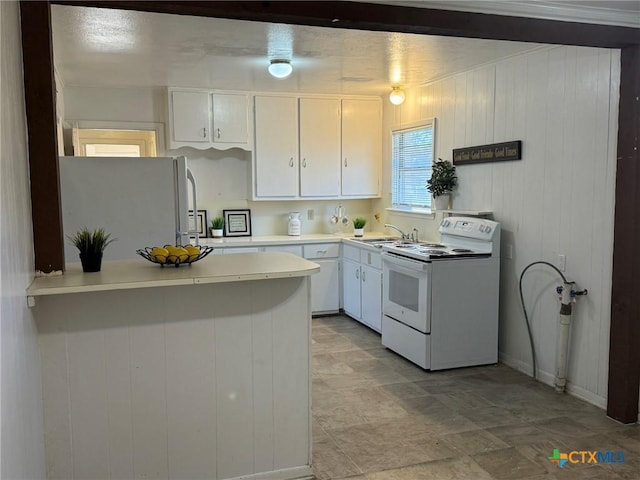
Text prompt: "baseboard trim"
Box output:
[[498, 351, 607, 410]]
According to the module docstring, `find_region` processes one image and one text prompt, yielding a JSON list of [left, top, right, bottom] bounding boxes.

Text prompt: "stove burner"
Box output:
[[420, 243, 446, 248], [451, 248, 473, 253], [393, 244, 415, 248]]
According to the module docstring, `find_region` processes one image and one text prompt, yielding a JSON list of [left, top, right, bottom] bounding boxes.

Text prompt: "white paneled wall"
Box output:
[[378, 45, 619, 408], [37, 279, 312, 480], [0, 1, 46, 478]]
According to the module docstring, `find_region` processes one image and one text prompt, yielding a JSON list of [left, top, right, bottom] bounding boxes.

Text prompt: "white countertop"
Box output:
[[28, 252, 320, 297], [201, 232, 398, 251], [201, 233, 358, 246]]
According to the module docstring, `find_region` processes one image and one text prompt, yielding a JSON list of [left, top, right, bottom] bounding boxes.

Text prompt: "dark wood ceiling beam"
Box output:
[[20, 1, 65, 273], [607, 44, 640, 424], [52, 0, 640, 48]]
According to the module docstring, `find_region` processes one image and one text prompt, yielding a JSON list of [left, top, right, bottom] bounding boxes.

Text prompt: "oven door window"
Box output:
[[383, 259, 431, 333], [388, 270, 420, 311]]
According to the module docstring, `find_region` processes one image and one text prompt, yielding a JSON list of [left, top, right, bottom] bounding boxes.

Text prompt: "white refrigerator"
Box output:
[[59, 156, 197, 262]]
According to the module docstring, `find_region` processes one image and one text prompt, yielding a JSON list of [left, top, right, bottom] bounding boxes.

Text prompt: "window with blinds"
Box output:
[[391, 120, 434, 211]]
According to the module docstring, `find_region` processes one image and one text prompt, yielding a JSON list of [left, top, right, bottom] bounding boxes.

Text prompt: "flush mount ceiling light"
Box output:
[[268, 59, 293, 79], [389, 86, 405, 105]]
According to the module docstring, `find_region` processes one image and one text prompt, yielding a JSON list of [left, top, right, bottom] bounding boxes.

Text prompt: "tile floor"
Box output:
[[311, 315, 640, 480]]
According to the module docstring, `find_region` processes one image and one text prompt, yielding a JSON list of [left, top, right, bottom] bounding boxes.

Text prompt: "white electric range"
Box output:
[[381, 217, 501, 370]]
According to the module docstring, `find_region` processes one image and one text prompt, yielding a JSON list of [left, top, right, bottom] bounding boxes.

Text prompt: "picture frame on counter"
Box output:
[[188, 209, 208, 238], [223, 209, 252, 237]]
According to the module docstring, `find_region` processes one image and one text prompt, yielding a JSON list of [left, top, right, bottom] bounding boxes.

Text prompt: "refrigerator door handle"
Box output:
[[186, 168, 199, 245]]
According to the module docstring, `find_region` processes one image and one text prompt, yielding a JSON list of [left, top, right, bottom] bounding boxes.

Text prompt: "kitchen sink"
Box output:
[[349, 237, 413, 248], [351, 237, 396, 243]]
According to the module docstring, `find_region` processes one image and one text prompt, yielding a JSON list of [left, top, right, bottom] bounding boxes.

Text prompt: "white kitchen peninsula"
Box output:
[[28, 253, 319, 480]]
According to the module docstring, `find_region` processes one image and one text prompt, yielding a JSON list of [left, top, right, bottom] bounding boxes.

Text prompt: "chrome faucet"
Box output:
[[384, 224, 410, 241]]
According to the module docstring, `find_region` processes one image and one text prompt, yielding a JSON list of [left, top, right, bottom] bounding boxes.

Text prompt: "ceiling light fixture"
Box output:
[[268, 59, 293, 79], [389, 86, 405, 105]]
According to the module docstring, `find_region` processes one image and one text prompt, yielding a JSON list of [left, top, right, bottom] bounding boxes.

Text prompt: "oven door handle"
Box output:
[[381, 252, 430, 271]]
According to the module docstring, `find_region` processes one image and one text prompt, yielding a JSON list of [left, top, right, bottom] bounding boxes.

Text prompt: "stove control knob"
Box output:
[[485, 227, 492, 234], [479, 225, 485, 232]]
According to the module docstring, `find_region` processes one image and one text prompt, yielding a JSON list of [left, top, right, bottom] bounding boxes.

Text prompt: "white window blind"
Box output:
[[391, 120, 434, 211]]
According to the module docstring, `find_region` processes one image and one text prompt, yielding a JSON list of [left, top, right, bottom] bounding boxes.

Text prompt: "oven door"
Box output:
[[382, 252, 431, 333]]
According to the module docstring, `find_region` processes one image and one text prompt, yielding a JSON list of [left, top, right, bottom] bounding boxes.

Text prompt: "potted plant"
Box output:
[[353, 217, 367, 237], [427, 158, 457, 211], [68, 227, 115, 272], [210, 216, 224, 238]]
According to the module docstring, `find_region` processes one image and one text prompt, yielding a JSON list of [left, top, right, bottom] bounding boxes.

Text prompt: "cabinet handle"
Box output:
[[202, 127, 207, 138], [362, 270, 366, 282], [216, 128, 221, 139], [289, 157, 294, 167], [302, 158, 307, 168], [344, 158, 348, 167], [317, 250, 327, 255], [355, 269, 359, 279]]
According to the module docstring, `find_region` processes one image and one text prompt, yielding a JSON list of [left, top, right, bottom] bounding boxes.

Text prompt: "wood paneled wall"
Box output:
[[381, 45, 619, 407]]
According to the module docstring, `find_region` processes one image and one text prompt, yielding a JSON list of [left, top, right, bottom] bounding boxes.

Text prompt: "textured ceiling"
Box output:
[[51, 5, 546, 96]]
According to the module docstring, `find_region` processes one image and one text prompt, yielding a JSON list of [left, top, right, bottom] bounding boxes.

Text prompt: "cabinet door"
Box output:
[[171, 91, 211, 143], [341, 99, 381, 196], [342, 259, 361, 319], [299, 98, 341, 197], [310, 259, 340, 314], [254, 96, 299, 197], [361, 265, 382, 333], [212, 93, 249, 144]]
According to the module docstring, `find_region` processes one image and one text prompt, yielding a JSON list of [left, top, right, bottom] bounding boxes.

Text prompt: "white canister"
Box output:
[[288, 212, 301, 236]]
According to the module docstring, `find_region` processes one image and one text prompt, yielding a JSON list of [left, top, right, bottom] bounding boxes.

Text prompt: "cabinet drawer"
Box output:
[[360, 249, 382, 269], [342, 244, 361, 262], [221, 247, 260, 254], [264, 245, 303, 256], [303, 243, 340, 259]]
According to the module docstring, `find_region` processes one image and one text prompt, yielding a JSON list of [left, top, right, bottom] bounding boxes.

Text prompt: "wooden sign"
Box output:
[[453, 141, 522, 165]]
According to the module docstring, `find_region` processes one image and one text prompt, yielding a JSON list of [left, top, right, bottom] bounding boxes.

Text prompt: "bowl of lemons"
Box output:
[[136, 245, 213, 267]]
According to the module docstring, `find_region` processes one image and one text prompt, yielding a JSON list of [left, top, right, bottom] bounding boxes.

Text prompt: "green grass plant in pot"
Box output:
[[427, 158, 458, 211], [210, 216, 225, 238], [68, 227, 115, 272], [353, 217, 367, 237]]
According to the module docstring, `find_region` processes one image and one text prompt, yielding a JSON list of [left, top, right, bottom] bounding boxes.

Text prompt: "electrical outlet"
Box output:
[[307, 209, 314, 220], [504, 244, 513, 259], [558, 254, 566, 272]]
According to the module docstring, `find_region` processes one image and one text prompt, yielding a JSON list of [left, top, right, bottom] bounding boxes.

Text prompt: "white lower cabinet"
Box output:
[[342, 258, 361, 319], [342, 244, 382, 332], [303, 243, 340, 315], [215, 243, 339, 315]]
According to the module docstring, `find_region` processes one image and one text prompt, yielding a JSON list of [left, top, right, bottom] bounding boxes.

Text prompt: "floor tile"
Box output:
[[363, 456, 493, 480], [310, 315, 638, 479], [312, 436, 362, 479], [472, 446, 548, 479], [440, 428, 510, 455]]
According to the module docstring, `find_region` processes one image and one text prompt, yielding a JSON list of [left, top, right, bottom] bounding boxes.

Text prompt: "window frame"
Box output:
[[389, 118, 436, 215]]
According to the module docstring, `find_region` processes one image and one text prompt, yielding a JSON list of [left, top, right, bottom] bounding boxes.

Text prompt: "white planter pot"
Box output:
[[211, 228, 224, 238], [433, 194, 451, 211], [353, 228, 364, 237]]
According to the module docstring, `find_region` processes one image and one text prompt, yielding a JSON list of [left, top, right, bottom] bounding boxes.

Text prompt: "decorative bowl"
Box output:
[[136, 245, 214, 267]]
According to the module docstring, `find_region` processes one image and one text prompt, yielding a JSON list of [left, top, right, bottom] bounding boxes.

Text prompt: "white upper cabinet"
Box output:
[[341, 98, 382, 196], [252, 94, 382, 200], [171, 91, 211, 143], [212, 93, 249, 145], [168, 88, 251, 151], [254, 96, 299, 197], [299, 97, 341, 197]]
